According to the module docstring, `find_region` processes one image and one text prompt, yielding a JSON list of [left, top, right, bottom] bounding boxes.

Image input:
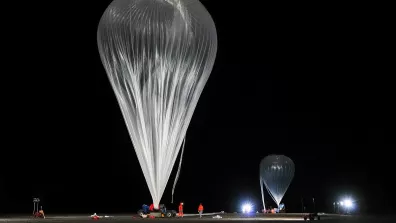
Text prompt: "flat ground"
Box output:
[[1, 213, 395, 223]]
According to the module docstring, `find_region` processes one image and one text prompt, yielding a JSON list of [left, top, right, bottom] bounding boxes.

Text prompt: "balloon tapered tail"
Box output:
[[171, 137, 186, 203]]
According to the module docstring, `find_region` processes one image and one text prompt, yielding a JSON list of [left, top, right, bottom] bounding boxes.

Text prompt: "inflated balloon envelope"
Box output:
[[259, 155, 295, 209], [97, 0, 217, 209]]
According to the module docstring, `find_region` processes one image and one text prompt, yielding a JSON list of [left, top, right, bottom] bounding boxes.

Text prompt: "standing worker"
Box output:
[[198, 203, 204, 218], [178, 202, 184, 217]]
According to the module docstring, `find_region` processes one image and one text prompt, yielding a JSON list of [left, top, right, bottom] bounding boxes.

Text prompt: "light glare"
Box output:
[[344, 199, 352, 207], [242, 203, 253, 213]]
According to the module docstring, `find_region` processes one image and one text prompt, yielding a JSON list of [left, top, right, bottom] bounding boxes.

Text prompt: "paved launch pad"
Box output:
[[0, 214, 394, 223]]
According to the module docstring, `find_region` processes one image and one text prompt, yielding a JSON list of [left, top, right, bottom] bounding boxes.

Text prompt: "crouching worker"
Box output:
[[198, 203, 204, 218], [141, 204, 150, 214], [39, 206, 45, 219]]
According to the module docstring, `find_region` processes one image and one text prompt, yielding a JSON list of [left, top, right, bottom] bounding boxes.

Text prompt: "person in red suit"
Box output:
[[198, 203, 204, 218], [178, 202, 184, 217]]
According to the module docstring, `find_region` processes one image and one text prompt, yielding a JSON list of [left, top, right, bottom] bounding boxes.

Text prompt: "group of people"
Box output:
[[178, 202, 204, 218], [144, 202, 204, 218]]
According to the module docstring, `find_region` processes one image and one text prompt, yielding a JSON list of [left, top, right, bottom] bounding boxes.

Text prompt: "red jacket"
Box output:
[[149, 204, 154, 211]]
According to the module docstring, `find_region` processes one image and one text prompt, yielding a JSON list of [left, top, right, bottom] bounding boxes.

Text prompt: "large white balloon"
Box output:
[[97, 0, 217, 209], [260, 155, 295, 209]]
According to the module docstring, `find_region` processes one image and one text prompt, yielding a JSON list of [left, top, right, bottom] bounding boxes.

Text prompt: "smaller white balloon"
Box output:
[[260, 155, 295, 208]]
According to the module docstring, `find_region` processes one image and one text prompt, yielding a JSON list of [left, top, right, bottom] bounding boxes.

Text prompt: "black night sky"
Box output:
[[1, 0, 394, 216]]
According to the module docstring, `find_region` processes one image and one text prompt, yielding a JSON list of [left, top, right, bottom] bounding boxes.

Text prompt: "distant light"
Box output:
[[344, 199, 352, 208], [242, 203, 253, 213], [340, 201, 344, 206]]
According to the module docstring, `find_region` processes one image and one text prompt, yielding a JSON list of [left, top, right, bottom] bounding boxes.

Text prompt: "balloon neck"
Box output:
[[164, 0, 181, 5]]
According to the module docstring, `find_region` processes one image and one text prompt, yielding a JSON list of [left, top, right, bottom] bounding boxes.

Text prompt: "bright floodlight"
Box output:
[[340, 201, 344, 206], [242, 203, 253, 213], [344, 199, 352, 207]]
